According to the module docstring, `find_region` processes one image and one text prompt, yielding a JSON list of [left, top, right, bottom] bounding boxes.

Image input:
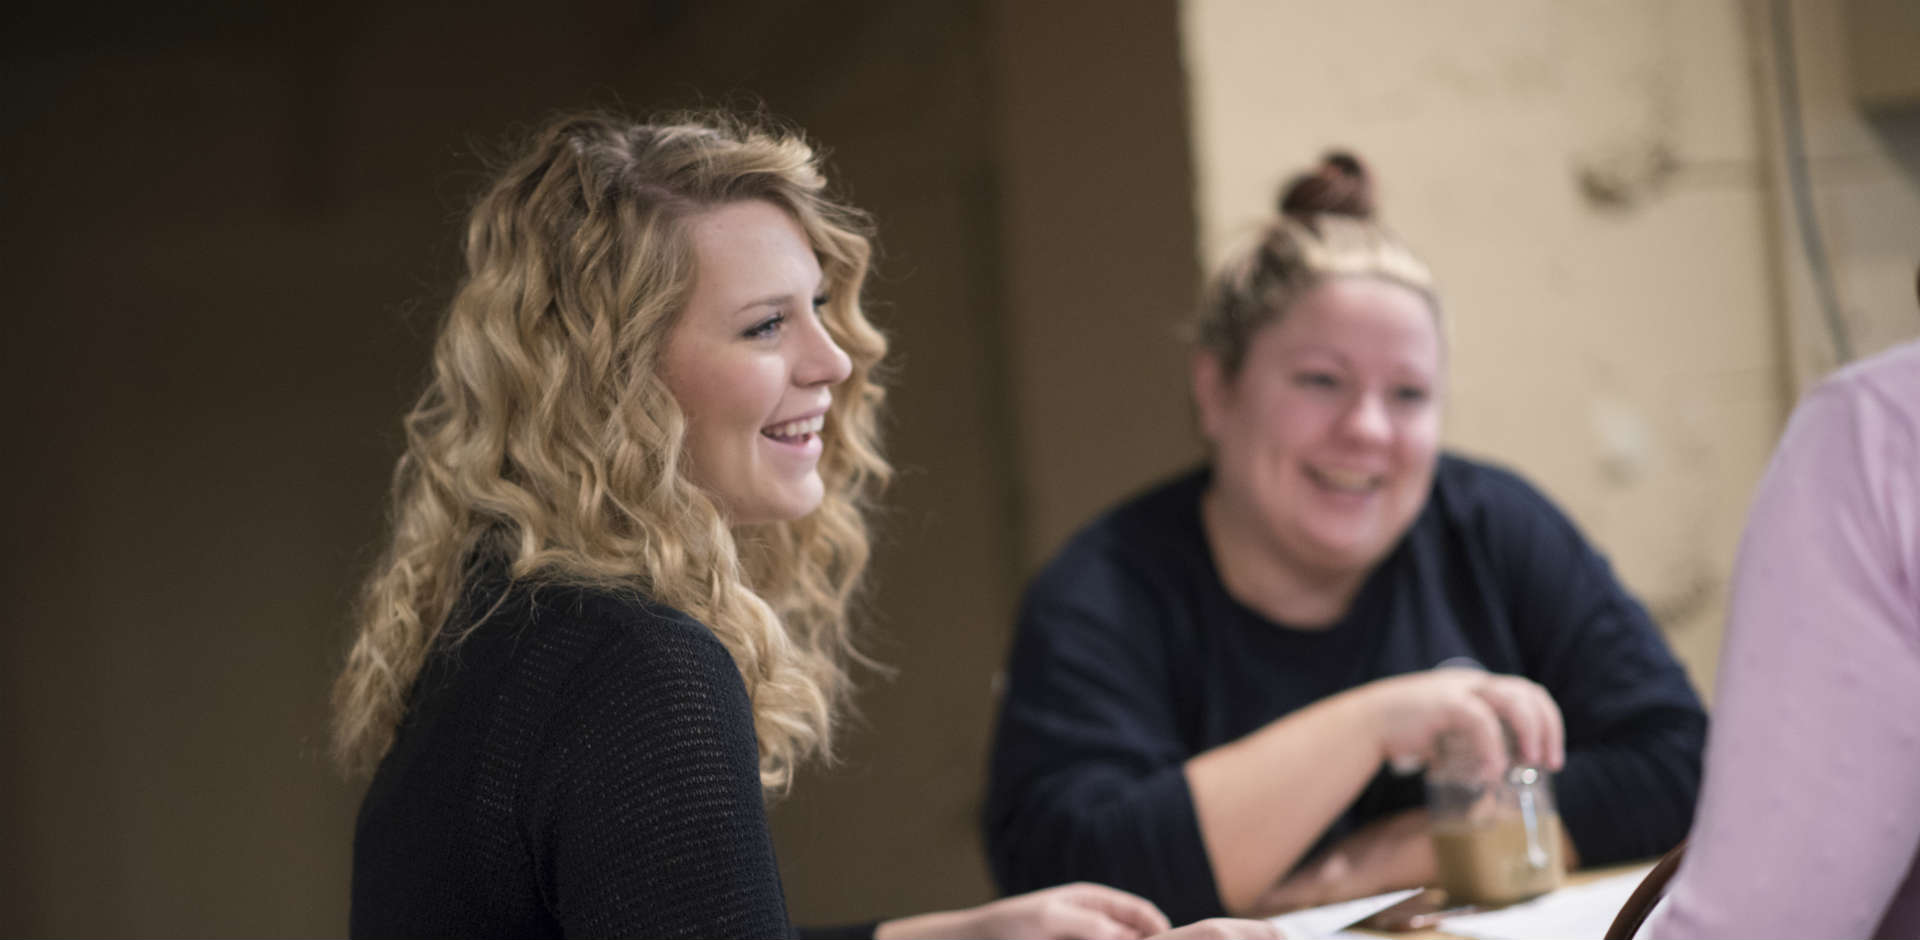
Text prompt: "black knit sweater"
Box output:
[[350, 568, 818, 939]]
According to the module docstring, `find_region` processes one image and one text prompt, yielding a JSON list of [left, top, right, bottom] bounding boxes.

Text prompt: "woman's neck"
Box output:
[[1200, 485, 1368, 630]]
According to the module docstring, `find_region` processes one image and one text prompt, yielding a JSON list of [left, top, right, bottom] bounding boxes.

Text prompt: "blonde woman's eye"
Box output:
[[1295, 371, 1339, 390], [1394, 385, 1430, 404], [742, 313, 785, 339], [812, 293, 831, 312]]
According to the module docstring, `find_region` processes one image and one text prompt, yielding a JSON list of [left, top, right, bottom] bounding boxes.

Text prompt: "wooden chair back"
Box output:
[[1604, 839, 1688, 940]]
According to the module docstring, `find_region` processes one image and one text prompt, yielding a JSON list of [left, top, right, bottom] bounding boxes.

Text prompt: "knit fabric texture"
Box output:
[[350, 566, 793, 939]]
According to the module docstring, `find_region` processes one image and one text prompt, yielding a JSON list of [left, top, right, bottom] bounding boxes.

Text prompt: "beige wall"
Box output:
[[1179, 0, 1920, 698], [1769, 0, 1920, 388]]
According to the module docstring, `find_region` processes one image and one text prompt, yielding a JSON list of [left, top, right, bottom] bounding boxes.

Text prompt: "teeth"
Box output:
[[1314, 467, 1379, 492], [763, 415, 825, 439]]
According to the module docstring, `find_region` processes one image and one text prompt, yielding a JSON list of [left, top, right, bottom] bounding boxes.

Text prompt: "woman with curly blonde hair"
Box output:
[[335, 111, 1269, 940]]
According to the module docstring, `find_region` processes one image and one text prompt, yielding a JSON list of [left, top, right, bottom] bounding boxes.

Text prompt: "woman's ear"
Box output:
[[1191, 349, 1230, 443]]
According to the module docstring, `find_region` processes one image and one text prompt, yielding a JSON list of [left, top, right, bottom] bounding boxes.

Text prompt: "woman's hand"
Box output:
[[874, 882, 1172, 939], [1250, 809, 1433, 915], [1369, 667, 1565, 778], [1147, 917, 1284, 939]]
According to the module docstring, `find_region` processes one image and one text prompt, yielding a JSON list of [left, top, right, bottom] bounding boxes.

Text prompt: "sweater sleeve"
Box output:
[[1646, 377, 1920, 939], [523, 611, 793, 940], [1477, 470, 1709, 866], [984, 546, 1224, 923]]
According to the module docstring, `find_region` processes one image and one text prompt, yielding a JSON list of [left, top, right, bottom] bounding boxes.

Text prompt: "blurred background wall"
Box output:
[[1, 0, 1913, 935], [1183, 0, 1920, 696]]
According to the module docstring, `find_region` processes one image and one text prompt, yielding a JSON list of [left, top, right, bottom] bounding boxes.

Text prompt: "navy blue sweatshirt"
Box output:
[[983, 455, 1706, 923]]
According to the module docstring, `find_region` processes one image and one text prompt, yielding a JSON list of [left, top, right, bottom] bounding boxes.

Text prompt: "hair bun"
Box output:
[[1278, 150, 1374, 219]]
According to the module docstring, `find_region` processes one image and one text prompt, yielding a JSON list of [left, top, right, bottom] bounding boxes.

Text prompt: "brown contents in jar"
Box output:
[[1430, 811, 1565, 906]]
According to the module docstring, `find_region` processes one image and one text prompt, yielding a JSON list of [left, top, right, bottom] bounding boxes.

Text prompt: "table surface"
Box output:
[[1348, 861, 1653, 939]]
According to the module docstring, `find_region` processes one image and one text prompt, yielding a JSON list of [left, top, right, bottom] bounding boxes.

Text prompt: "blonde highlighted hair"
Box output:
[[1193, 151, 1437, 375], [331, 111, 890, 793]]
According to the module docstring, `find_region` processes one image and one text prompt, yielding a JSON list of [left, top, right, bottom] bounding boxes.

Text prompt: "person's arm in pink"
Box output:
[[1646, 353, 1920, 939]]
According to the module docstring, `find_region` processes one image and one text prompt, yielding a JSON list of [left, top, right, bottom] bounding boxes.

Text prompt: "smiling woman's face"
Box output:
[[663, 199, 852, 525], [1194, 276, 1443, 578]]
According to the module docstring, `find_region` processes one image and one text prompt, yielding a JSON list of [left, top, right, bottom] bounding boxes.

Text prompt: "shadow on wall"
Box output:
[[1870, 107, 1920, 200]]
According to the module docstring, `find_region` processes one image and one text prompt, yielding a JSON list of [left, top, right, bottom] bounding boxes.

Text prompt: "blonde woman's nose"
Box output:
[[795, 315, 852, 386]]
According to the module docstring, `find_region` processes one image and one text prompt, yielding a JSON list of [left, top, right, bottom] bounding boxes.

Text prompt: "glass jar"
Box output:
[[1425, 734, 1565, 906]]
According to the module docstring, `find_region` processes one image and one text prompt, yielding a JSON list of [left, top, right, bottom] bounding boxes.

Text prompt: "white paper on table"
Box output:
[[1433, 864, 1655, 940], [1266, 887, 1423, 939]]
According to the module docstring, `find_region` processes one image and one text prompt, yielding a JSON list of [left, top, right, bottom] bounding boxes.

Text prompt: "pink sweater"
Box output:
[[1648, 340, 1920, 939]]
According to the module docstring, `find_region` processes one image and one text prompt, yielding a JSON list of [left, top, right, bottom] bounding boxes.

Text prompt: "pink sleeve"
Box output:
[[1646, 372, 1920, 939]]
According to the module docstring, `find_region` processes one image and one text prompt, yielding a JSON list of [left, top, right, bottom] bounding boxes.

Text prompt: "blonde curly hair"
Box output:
[[331, 111, 890, 793]]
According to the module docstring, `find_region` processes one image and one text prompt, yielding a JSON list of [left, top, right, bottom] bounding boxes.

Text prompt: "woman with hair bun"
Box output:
[[984, 153, 1707, 920], [337, 111, 1274, 939]]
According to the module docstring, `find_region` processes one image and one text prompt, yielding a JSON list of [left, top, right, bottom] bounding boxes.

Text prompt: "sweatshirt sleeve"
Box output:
[[983, 545, 1224, 923], [524, 611, 793, 940], [1646, 377, 1920, 939], [1476, 469, 1709, 866]]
